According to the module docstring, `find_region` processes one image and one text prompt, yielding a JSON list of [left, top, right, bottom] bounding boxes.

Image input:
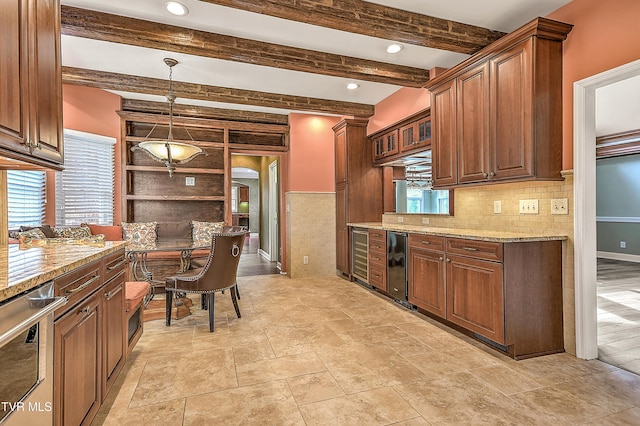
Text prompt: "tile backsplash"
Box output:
[[384, 173, 576, 355]]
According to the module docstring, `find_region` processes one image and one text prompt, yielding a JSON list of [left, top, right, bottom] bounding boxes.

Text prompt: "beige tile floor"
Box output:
[[94, 275, 640, 425]]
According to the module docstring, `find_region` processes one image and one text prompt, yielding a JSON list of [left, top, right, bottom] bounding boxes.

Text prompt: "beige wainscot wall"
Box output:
[[286, 192, 336, 278], [384, 172, 575, 355]]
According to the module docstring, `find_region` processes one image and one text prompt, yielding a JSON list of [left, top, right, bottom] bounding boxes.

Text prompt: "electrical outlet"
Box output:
[[551, 198, 569, 215], [185, 176, 195, 186], [397, 216, 404, 223], [303, 256, 309, 264], [620, 241, 626, 249], [493, 200, 502, 214], [519, 199, 539, 214], [422, 217, 429, 225]]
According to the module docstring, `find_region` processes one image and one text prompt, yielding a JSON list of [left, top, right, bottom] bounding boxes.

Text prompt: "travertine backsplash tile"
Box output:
[[286, 192, 336, 279], [384, 176, 576, 355]]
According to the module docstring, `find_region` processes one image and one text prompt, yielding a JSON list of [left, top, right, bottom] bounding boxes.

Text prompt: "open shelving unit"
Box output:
[[119, 109, 289, 224]]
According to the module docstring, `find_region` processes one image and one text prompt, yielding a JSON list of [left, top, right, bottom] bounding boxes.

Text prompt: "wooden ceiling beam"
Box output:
[[198, 0, 505, 54], [62, 67, 375, 117], [61, 6, 428, 87], [121, 99, 289, 125]]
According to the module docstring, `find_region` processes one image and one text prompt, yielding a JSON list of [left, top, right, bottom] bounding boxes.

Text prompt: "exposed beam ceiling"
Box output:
[[62, 67, 375, 117], [60, 0, 574, 119], [61, 6, 429, 88], [121, 99, 289, 125], [198, 0, 506, 54]]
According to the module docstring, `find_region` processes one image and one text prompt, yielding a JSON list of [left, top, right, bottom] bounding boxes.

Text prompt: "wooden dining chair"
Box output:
[[165, 230, 248, 332]]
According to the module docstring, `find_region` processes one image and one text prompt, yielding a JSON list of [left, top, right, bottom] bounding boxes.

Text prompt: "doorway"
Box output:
[[268, 160, 279, 265], [574, 59, 640, 361]]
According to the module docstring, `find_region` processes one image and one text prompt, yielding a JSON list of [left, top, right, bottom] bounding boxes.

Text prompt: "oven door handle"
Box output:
[[0, 296, 67, 347]]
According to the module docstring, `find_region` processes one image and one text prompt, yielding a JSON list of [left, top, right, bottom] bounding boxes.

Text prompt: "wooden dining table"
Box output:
[[125, 239, 210, 321]]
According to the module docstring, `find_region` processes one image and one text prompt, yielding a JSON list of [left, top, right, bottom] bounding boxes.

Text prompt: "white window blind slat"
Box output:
[[55, 130, 115, 226], [7, 171, 46, 228]]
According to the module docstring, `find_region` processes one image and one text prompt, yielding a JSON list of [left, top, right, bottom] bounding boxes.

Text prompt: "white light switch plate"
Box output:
[[519, 199, 539, 214]]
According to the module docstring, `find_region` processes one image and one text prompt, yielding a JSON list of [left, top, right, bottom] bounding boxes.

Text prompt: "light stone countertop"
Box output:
[[0, 240, 128, 303], [348, 222, 568, 243]]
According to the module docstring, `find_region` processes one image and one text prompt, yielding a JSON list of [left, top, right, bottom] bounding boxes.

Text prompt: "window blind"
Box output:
[[55, 130, 115, 226], [7, 170, 46, 228]]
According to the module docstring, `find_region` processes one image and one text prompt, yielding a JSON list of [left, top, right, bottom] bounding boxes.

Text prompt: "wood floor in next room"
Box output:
[[598, 258, 640, 376], [93, 274, 640, 425]]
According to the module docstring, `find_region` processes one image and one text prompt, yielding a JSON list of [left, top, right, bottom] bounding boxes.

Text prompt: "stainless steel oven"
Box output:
[[0, 282, 66, 426]]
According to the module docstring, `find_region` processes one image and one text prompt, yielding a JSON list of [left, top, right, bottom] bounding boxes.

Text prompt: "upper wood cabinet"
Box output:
[[425, 17, 572, 188], [0, 0, 64, 168], [370, 109, 430, 166], [400, 115, 431, 153], [372, 129, 398, 161]]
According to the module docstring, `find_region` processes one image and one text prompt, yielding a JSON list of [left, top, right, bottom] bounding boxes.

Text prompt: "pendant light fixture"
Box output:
[[132, 58, 204, 177]]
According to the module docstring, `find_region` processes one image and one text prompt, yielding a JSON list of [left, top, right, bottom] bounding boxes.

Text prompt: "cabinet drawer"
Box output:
[[368, 229, 386, 243], [446, 238, 503, 262], [409, 234, 445, 251], [369, 265, 386, 290], [369, 230, 386, 261], [54, 260, 102, 318], [368, 248, 385, 264], [103, 248, 126, 284]]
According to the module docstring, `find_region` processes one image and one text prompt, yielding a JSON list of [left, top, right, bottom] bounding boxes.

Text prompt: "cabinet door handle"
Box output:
[[490, 171, 496, 177], [482, 172, 488, 178], [462, 247, 478, 252], [65, 275, 100, 295], [393, 287, 399, 292], [372, 245, 380, 249], [446, 258, 451, 262], [421, 241, 431, 245], [78, 306, 96, 326], [107, 259, 126, 271], [439, 257, 444, 261], [104, 285, 123, 301]]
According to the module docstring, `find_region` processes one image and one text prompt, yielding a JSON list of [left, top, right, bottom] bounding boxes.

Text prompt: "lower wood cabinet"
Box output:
[[53, 248, 126, 426], [446, 254, 504, 343], [407, 234, 446, 318], [407, 234, 563, 359], [54, 291, 102, 426], [102, 269, 126, 400]]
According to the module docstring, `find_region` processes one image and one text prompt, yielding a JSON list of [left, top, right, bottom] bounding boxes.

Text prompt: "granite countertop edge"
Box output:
[[348, 222, 568, 243], [0, 241, 128, 303]]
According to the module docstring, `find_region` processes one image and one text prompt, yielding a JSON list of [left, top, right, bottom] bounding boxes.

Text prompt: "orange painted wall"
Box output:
[[547, 0, 640, 170], [367, 87, 431, 135], [51, 86, 122, 223], [287, 113, 341, 192]]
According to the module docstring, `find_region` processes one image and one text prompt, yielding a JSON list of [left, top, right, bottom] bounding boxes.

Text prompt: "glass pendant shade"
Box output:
[[131, 58, 204, 177]]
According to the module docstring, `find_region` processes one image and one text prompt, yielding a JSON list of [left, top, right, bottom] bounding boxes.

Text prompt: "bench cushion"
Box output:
[[125, 281, 150, 313]]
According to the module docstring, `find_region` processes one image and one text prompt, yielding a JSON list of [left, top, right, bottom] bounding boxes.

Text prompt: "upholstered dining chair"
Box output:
[[165, 230, 248, 332]]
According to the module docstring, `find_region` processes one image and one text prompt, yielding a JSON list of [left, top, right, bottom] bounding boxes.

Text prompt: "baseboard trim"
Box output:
[[597, 251, 640, 263], [258, 249, 271, 261]]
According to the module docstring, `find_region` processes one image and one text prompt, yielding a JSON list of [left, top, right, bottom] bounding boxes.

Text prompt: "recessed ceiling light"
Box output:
[[346, 83, 359, 90], [386, 43, 404, 54], [165, 1, 189, 16]]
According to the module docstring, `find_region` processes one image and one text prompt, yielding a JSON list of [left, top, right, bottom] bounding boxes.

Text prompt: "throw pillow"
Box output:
[[191, 220, 225, 246], [58, 225, 92, 239], [121, 222, 157, 245], [17, 228, 47, 243], [19, 225, 56, 238], [84, 224, 123, 241]]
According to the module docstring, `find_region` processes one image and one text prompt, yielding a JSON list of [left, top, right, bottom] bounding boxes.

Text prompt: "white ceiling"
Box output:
[[60, 0, 640, 136], [61, 0, 576, 118]]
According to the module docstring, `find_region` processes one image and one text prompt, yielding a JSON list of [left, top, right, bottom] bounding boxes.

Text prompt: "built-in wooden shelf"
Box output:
[[125, 195, 225, 201], [125, 165, 224, 174]]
